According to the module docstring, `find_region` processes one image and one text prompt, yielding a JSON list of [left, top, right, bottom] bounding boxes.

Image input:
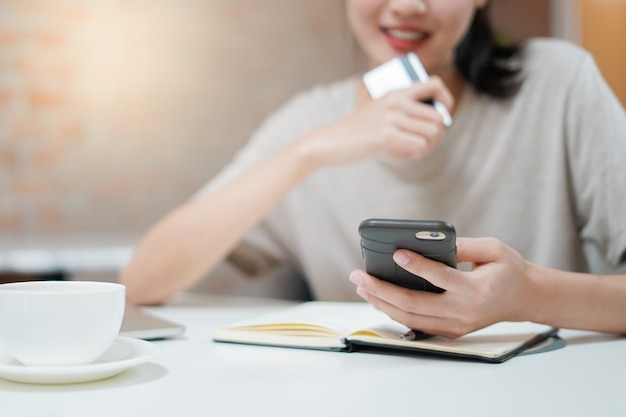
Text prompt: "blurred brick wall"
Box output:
[[0, 0, 365, 239]]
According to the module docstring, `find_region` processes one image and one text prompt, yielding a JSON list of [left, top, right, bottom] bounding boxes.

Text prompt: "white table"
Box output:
[[1, 293, 625, 417]]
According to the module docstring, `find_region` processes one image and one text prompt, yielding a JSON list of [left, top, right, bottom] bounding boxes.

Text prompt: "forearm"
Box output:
[[527, 264, 626, 333], [120, 85, 449, 305], [121, 139, 318, 305]]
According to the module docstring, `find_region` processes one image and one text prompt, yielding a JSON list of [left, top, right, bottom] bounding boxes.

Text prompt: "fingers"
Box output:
[[426, 76, 455, 113], [349, 269, 442, 316], [377, 101, 446, 158], [384, 83, 449, 125], [349, 256, 458, 318], [393, 249, 460, 292], [382, 124, 436, 159], [393, 111, 442, 139], [374, 78, 453, 159], [370, 298, 469, 339], [406, 76, 455, 122], [349, 269, 470, 338], [455, 237, 508, 264]]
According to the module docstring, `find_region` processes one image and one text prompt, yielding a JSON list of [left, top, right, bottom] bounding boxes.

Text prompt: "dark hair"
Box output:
[[455, 5, 523, 99]]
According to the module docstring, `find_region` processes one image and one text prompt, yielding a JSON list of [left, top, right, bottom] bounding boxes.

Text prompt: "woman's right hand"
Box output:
[[297, 76, 454, 169]]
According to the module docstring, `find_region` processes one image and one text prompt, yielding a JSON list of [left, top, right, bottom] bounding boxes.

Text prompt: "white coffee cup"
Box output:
[[0, 280, 125, 367]]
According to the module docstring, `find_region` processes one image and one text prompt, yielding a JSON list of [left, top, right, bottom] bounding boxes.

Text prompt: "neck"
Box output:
[[438, 67, 466, 104]]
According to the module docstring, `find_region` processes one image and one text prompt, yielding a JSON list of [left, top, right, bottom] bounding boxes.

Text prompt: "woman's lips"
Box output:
[[383, 28, 430, 53]]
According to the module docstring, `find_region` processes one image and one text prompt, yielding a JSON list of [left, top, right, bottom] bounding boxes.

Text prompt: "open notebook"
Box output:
[[214, 301, 559, 363], [119, 303, 185, 340]]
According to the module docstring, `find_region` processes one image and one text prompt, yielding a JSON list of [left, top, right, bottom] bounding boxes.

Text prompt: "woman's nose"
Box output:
[[388, 0, 428, 16]]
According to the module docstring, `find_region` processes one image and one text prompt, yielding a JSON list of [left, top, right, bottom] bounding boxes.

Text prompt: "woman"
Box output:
[[121, 0, 626, 336]]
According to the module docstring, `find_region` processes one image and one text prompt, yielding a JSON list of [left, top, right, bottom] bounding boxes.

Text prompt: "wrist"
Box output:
[[517, 261, 551, 324], [521, 262, 578, 327], [288, 131, 330, 175]]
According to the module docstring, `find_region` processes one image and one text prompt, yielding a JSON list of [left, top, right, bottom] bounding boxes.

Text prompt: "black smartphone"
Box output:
[[358, 219, 457, 293]]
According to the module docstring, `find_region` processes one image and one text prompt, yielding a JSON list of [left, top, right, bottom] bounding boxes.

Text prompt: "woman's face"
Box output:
[[347, 0, 485, 75]]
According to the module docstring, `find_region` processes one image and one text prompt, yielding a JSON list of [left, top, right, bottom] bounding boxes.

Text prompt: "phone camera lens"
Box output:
[[416, 230, 446, 240]]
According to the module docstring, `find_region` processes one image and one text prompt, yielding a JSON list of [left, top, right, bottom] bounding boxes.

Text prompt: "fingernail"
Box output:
[[349, 270, 364, 285], [393, 250, 409, 266]]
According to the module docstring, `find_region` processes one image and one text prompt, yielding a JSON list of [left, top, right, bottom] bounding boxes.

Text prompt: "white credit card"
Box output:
[[363, 53, 452, 127]]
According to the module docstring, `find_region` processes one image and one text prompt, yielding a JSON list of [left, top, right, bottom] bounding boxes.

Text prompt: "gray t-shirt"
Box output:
[[196, 38, 626, 301]]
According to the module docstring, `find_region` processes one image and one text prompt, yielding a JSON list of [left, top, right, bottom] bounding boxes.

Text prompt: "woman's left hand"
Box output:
[[349, 237, 538, 338]]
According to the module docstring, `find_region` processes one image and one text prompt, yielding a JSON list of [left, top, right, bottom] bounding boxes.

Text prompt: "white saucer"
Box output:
[[0, 336, 160, 384]]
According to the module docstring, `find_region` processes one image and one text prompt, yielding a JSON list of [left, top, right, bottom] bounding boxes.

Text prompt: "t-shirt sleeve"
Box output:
[[564, 50, 626, 266]]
